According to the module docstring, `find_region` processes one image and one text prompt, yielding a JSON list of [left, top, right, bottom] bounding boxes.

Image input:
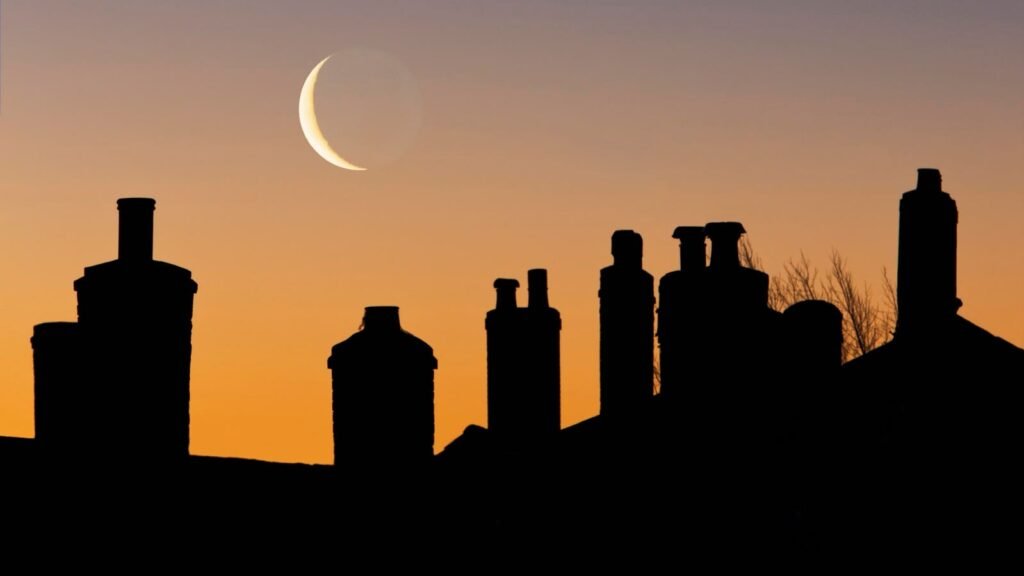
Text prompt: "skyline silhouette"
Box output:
[[6, 167, 1021, 461], [2, 2, 1023, 465], [4, 166, 1019, 553]]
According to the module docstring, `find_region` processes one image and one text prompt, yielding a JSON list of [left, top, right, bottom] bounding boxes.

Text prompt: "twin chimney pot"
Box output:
[[486, 268, 562, 442]]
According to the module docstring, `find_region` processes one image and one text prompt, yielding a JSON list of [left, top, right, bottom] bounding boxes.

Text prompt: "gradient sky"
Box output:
[[1, 1, 1022, 464]]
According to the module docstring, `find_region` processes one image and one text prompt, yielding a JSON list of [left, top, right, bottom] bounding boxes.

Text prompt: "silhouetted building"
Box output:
[[845, 169, 1023, 378], [31, 198, 198, 459], [6, 168, 1023, 556], [839, 168, 1024, 549], [599, 230, 654, 415], [486, 269, 561, 442], [329, 306, 437, 467]]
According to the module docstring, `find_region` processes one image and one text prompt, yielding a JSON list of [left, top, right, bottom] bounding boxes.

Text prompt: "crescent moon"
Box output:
[[299, 56, 367, 171]]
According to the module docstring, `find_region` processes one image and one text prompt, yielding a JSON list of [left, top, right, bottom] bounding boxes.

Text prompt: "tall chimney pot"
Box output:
[[528, 269, 549, 309], [117, 198, 155, 262]]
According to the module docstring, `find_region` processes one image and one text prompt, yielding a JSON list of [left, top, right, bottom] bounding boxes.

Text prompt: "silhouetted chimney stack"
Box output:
[[706, 222, 745, 270], [330, 306, 437, 468], [31, 322, 82, 450], [70, 197, 198, 460], [673, 226, 707, 271], [525, 269, 561, 436], [658, 225, 709, 397], [486, 269, 561, 443], [117, 198, 155, 262], [601, 231, 654, 415], [897, 168, 960, 337]]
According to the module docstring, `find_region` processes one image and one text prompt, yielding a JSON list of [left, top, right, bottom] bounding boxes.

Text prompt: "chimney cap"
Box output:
[[704, 221, 746, 237], [672, 226, 705, 240], [117, 197, 156, 210], [494, 278, 520, 289]]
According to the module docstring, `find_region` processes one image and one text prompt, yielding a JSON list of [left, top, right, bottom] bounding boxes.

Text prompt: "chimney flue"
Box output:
[[117, 198, 155, 262], [528, 269, 549, 309], [672, 226, 706, 271], [705, 222, 746, 269], [493, 279, 520, 310]]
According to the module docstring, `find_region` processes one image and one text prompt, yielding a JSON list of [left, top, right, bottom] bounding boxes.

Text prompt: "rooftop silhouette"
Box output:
[[3, 169, 1022, 554]]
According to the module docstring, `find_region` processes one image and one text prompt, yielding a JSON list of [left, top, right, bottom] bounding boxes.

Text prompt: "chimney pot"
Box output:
[[363, 306, 401, 331], [117, 198, 156, 262], [917, 168, 942, 193], [493, 278, 520, 310], [705, 222, 746, 269], [528, 269, 549, 309], [672, 226, 706, 271]]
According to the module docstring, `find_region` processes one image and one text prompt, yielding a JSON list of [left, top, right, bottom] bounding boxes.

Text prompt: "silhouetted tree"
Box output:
[[740, 238, 896, 361]]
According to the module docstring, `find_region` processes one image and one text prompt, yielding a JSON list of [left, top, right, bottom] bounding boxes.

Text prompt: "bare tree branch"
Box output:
[[738, 236, 763, 271], [739, 239, 896, 362], [882, 266, 897, 336], [824, 250, 892, 360]]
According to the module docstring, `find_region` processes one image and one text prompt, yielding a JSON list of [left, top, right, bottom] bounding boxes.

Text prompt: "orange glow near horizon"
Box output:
[[1, 2, 1022, 464]]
